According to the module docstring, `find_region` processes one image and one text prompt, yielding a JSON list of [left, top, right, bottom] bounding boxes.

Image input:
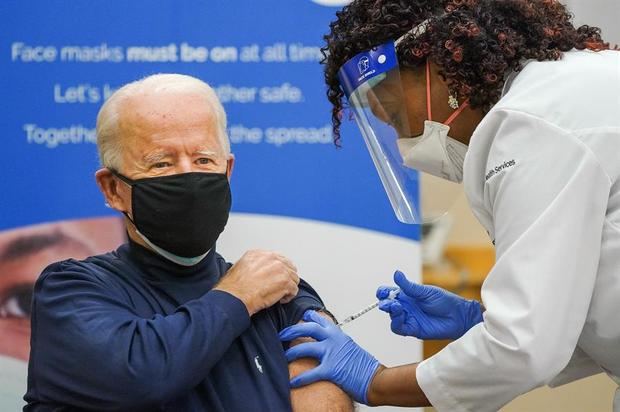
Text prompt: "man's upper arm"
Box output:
[[288, 312, 354, 412], [279, 279, 353, 410]]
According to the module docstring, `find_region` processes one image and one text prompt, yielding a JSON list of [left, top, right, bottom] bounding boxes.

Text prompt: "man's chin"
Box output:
[[0, 354, 27, 410]]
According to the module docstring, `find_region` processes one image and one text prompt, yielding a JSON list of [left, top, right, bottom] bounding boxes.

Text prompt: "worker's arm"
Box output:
[[289, 312, 354, 412], [280, 110, 610, 411], [281, 310, 431, 407], [415, 109, 610, 411]]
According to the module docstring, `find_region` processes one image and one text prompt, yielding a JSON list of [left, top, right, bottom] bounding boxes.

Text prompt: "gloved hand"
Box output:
[[377, 270, 483, 340], [279, 310, 380, 404]]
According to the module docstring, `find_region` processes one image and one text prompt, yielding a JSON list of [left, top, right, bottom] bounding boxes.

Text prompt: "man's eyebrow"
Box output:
[[194, 150, 218, 156], [142, 151, 173, 164]]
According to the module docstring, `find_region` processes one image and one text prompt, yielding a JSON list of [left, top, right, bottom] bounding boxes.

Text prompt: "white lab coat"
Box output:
[[417, 49, 620, 412]]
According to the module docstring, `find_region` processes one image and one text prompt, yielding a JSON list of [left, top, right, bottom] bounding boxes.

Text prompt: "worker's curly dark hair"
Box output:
[[323, 0, 612, 145]]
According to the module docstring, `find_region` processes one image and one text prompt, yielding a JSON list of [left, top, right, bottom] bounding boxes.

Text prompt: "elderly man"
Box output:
[[24, 74, 351, 411]]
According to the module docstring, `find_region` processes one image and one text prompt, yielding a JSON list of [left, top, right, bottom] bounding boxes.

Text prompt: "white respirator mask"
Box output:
[[396, 60, 469, 183]]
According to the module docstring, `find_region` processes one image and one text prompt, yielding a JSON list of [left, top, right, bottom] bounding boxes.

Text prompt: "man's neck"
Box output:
[[124, 218, 154, 253]]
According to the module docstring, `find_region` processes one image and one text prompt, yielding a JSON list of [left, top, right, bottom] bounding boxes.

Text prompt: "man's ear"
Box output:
[[226, 154, 235, 180], [95, 168, 129, 213]]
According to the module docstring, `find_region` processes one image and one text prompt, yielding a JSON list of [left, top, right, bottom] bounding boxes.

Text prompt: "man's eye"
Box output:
[[196, 158, 212, 165], [153, 162, 171, 169], [0, 285, 33, 319]]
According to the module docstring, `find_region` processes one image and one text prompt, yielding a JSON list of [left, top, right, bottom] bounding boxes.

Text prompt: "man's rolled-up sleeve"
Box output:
[[417, 110, 610, 412], [281, 279, 326, 327]]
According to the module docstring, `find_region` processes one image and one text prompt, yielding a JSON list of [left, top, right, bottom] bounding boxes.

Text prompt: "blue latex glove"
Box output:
[[377, 270, 483, 340], [278, 310, 380, 404]]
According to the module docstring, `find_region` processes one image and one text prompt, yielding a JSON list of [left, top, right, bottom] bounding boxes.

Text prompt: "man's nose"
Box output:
[[175, 158, 194, 174]]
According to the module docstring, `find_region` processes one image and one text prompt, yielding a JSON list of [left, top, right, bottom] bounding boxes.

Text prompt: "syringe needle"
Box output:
[[337, 288, 400, 327]]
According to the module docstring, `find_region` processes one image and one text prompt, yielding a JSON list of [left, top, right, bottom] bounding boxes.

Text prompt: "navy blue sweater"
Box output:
[[24, 240, 324, 411]]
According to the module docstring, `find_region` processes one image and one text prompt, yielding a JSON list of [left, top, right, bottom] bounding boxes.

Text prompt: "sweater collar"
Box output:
[[119, 238, 220, 283]]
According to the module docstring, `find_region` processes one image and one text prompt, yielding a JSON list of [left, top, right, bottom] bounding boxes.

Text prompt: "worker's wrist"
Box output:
[[366, 364, 387, 406], [366, 363, 431, 407]]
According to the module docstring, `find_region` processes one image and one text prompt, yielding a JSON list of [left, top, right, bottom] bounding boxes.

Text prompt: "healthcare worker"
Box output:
[[279, 0, 620, 410]]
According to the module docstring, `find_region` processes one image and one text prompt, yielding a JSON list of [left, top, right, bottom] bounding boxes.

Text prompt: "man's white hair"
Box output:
[[96, 73, 229, 171]]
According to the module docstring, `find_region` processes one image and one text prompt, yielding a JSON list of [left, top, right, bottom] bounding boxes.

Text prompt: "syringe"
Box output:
[[337, 288, 400, 327]]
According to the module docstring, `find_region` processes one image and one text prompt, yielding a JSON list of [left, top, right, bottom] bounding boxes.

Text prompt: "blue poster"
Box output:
[[1, 0, 420, 238], [0, 1, 421, 409]]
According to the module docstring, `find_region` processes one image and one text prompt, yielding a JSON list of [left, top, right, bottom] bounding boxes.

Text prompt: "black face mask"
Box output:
[[111, 170, 231, 263]]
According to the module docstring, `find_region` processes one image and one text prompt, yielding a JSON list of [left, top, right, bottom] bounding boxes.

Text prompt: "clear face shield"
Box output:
[[338, 38, 467, 225]]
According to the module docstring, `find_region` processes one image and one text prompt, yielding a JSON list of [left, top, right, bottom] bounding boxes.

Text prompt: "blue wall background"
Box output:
[[0, 0, 420, 241]]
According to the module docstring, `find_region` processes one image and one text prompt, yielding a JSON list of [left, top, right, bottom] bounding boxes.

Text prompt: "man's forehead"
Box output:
[[120, 92, 215, 121], [116, 93, 223, 147]]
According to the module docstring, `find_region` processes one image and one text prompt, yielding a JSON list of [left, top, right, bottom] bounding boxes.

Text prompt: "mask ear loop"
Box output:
[[426, 59, 433, 121], [109, 168, 134, 186], [444, 98, 470, 126], [108, 168, 137, 226]]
